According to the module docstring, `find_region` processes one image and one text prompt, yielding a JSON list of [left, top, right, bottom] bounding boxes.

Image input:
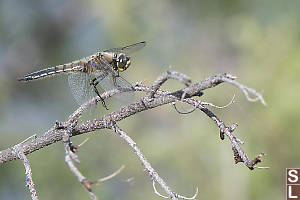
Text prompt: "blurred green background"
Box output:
[[1, 0, 299, 199]]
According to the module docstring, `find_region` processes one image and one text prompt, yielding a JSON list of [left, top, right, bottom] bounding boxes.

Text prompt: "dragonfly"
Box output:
[[18, 41, 146, 109]]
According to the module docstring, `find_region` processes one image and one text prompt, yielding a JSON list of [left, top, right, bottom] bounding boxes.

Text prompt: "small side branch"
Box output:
[[61, 125, 125, 200], [153, 181, 198, 200], [183, 98, 267, 170], [17, 151, 38, 200], [91, 165, 125, 185], [148, 70, 192, 98], [62, 129, 98, 200], [109, 124, 176, 199], [221, 75, 267, 105], [110, 123, 198, 200]]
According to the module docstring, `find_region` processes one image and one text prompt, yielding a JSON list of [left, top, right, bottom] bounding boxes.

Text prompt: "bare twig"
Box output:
[[202, 94, 236, 109], [176, 187, 198, 200], [172, 93, 235, 115], [18, 151, 39, 200], [11, 135, 40, 200], [62, 127, 126, 199], [182, 97, 267, 169], [153, 181, 199, 200], [221, 75, 267, 105], [109, 124, 178, 199], [172, 102, 197, 114], [148, 70, 192, 98], [78, 137, 90, 147], [153, 180, 169, 199], [93, 165, 125, 184], [62, 130, 97, 200]]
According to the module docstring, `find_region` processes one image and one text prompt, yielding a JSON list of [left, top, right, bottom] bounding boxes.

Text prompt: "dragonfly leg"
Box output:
[[90, 78, 108, 110], [91, 77, 99, 87], [112, 75, 119, 88]]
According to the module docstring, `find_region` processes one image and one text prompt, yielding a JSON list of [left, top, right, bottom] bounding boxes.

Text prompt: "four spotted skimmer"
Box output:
[[18, 41, 146, 109]]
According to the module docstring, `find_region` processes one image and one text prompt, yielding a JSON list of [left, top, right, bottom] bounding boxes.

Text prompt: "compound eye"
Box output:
[[117, 54, 129, 71]]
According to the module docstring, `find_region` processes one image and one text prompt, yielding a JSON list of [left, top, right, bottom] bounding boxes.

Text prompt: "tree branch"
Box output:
[[0, 71, 267, 199]]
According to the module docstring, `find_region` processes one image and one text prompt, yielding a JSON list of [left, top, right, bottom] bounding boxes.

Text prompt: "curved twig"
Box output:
[[153, 181, 199, 200], [94, 165, 125, 184]]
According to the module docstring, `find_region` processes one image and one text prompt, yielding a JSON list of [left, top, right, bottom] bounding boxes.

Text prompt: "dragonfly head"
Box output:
[[115, 53, 131, 72]]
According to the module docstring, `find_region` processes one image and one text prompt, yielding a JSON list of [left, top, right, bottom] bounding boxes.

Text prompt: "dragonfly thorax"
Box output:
[[113, 53, 131, 72]]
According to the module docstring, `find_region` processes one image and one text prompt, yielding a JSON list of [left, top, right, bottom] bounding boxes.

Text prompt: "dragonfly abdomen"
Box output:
[[18, 62, 84, 81]]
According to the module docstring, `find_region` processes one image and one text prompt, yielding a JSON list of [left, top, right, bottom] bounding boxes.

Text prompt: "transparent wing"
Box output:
[[95, 73, 135, 104], [104, 41, 146, 55], [68, 72, 96, 105]]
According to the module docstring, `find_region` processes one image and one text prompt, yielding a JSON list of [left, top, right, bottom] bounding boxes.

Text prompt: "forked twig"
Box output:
[[62, 127, 126, 200], [62, 130, 98, 200], [12, 135, 39, 200], [148, 70, 192, 98], [222, 76, 267, 105]]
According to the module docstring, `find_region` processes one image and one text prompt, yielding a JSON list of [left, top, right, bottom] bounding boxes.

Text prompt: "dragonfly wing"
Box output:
[[95, 73, 135, 104], [68, 71, 96, 105], [104, 41, 146, 55]]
